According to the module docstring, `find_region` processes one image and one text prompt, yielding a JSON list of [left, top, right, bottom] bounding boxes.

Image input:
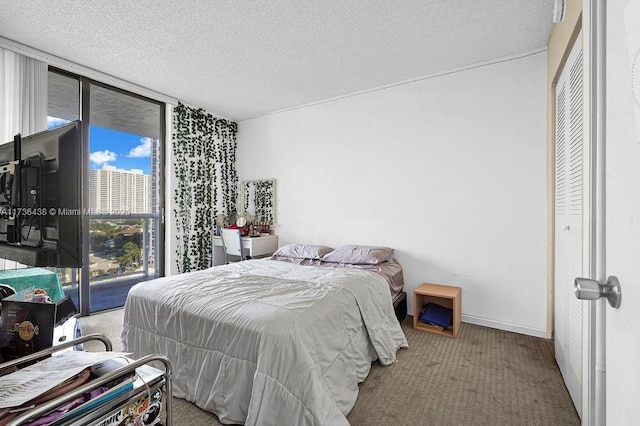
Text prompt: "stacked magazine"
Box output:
[[0, 352, 165, 426]]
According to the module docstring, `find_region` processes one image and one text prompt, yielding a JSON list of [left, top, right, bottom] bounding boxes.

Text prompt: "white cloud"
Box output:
[[128, 137, 152, 158], [90, 150, 117, 165]]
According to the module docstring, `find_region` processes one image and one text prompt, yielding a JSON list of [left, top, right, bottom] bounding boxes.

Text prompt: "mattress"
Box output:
[[122, 258, 408, 425]]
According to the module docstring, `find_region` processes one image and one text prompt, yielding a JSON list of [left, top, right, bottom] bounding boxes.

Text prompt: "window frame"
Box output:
[[48, 67, 166, 315]]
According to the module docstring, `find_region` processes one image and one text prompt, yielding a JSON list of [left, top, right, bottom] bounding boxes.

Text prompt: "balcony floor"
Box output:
[[64, 277, 144, 313]]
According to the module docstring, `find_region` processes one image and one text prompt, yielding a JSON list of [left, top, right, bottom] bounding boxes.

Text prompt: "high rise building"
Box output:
[[90, 165, 150, 213], [150, 138, 160, 215]]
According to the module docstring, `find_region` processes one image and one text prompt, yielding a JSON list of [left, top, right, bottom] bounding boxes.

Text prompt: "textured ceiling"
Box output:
[[0, 0, 554, 121]]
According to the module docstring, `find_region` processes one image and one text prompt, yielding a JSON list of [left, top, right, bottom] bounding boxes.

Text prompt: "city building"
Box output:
[[89, 165, 150, 214]]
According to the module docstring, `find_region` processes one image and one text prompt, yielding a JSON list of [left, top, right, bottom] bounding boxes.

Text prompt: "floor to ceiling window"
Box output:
[[47, 69, 165, 314]]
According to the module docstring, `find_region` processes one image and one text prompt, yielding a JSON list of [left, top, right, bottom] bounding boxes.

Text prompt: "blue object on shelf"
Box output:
[[419, 302, 453, 328]]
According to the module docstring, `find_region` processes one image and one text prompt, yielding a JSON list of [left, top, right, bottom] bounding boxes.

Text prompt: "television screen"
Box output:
[[0, 120, 83, 267]]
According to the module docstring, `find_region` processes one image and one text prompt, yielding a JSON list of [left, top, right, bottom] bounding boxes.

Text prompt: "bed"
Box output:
[[122, 244, 408, 425]]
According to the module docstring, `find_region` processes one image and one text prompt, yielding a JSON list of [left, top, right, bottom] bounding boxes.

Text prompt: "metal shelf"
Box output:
[[0, 333, 172, 426]]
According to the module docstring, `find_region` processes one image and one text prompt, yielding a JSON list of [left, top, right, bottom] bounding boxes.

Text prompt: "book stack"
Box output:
[[0, 355, 165, 426], [51, 359, 165, 426], [418, 302, 454, 331], [62, 361, 164, 426]]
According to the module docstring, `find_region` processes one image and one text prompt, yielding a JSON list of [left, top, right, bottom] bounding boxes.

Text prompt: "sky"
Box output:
[[48, 117, 152, 174]]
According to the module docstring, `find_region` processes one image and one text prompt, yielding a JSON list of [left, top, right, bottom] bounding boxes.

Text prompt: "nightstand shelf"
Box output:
[[413, 283, 461, 337]]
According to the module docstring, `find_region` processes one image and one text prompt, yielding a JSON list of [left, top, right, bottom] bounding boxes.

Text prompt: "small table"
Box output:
[[413, 283, 462, 337], [212, 234, 278, 266]]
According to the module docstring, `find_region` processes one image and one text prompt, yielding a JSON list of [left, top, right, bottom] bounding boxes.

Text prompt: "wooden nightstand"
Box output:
[[413, 283, 462, 337]]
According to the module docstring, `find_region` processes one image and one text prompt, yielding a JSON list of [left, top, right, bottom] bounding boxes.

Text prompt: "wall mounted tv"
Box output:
[[0, 120, 83, 267]]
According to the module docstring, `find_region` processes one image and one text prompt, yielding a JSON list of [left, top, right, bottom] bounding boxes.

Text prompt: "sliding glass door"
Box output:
[[47, 69, 165, 314]]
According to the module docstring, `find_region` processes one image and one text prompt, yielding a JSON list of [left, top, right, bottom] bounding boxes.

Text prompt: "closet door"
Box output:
[[554, 35, 584, 416]]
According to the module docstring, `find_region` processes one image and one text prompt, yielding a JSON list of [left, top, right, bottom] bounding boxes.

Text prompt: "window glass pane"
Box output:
[[90, 85, 160, 139], [88, 84, 161, 312], [47, 71, 79, 129]]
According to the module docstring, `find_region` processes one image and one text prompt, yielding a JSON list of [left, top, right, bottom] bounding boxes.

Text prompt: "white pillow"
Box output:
[[321, 245, 394, 265], [272, 244, 334, 260]]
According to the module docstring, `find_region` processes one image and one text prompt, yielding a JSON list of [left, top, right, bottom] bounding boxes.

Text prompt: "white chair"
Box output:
[[220, 228, 250, 263]]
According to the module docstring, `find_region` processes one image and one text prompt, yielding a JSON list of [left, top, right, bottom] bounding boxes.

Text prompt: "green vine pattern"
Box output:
[[242, 181, 251, 215], [242, 179, 274, 223], [173, 102, 238, 273], [254, 180, 274, 223]]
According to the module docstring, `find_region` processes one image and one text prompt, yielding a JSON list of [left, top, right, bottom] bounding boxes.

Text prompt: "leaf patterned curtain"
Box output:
[[253, 180, 274, 224], [172, 102, 238, 273]]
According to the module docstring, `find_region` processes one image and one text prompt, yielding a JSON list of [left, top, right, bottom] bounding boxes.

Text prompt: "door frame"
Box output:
[[583, 0, 606, 424], [547, 1, 601, 424]]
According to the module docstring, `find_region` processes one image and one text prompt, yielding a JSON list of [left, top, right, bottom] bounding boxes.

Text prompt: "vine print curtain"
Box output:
[[242, 179, 274, 224], [173, 103, 238, 273], [254, 180, 274, 223]]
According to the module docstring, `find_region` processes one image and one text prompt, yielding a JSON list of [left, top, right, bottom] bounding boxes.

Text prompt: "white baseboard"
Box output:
[[461, 314, 549, 339]]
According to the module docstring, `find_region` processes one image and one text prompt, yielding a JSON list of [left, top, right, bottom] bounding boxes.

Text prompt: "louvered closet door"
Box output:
[[554, 35, 584, 416]]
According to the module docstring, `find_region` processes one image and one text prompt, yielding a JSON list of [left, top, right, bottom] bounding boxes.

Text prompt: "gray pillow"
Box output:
[[321, 245, 394, 265], [272, 244, 335, 260]]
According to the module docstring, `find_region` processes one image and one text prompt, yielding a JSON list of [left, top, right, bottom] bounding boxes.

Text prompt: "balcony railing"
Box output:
[[58, 213, 161, 288]]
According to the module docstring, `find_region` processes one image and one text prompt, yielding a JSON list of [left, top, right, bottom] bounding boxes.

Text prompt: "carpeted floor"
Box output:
[[80, 310, 580, 426]]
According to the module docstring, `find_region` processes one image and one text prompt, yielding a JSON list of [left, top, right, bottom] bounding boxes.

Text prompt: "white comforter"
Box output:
[[122, 259, 408, 425]]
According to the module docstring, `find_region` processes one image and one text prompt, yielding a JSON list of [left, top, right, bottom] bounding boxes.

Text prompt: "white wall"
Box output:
[[236, 52, 549, 337]]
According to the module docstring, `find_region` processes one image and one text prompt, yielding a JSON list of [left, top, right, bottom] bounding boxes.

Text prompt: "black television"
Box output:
[[0, 120, 83, 267]]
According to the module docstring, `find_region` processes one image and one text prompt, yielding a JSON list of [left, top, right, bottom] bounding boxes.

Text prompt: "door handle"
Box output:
[[574, 276, 622, 308]]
